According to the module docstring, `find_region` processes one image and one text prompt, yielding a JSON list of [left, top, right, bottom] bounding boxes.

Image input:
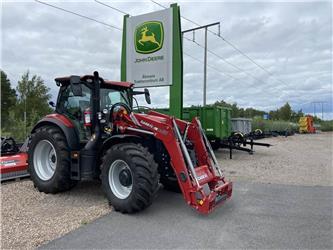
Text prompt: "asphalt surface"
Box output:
[[42, 182, 332, 249]]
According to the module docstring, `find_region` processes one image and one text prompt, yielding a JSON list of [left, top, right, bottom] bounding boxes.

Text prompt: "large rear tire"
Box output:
[[101, 143, 159, 213], [28, 126, 76, 193]]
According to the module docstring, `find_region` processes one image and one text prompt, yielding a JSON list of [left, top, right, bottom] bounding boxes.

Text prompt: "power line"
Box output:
[[35, 0, 122, 31], [207, 32, 289, 86], [150, 0, 202, 27], [183, 52, 240, 81], [183, 36, 266, 85], [94, 0, 129, 15], [150, 0, 289, 86], [93, 1, 241, 85]]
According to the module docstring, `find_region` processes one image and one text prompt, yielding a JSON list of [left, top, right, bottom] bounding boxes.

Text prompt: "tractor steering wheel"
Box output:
[[109, 102, 132, 124], [110, 102, 132, 115]]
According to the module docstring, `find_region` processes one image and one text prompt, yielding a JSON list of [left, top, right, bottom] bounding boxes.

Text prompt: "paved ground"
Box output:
[[42, 182, 333, 249]]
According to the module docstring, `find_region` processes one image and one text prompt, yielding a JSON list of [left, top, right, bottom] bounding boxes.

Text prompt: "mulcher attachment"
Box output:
[[136, 111, 232, 214], [1, 138, 29, 181]]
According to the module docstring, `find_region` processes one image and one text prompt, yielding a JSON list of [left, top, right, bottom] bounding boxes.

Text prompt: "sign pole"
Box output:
[[121, 14, 129, 82], [203, 27, 207, 106], [169, 3, 183, 118]]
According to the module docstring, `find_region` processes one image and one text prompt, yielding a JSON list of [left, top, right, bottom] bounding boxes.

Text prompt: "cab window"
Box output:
[[57, 84, 91, 140], [58, 84, 91, 120], [100, 88, 130, 110]]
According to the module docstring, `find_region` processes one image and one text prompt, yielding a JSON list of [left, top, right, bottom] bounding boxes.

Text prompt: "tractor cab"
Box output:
[[53, 75, 134, 141]]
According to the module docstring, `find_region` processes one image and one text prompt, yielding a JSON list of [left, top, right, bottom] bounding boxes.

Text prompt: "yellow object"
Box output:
[[299, 117, 308, 133], [299, 116, 315, 133], [198, 200, 204, 205]]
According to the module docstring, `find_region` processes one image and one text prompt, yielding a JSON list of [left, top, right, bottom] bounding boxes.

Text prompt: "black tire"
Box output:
[[210, 141, 220, 151], [28, 126, 77, 193], [160, 176, 181, 193], [101, 143, 159, 213], [154, 148, 181, 193]]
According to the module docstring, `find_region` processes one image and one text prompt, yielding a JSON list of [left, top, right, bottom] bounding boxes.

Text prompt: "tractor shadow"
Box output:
[[133, 186, 235, 221]]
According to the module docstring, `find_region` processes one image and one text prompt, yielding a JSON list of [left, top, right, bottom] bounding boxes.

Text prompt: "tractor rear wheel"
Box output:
[[28, 126, 76, 193], [101, 143, 159, 213]]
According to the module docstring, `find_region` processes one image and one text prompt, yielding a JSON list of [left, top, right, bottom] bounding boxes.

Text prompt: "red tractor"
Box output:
[[28, 71, 232, 214]]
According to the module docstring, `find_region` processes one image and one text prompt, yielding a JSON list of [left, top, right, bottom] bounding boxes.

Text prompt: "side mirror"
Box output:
[[144, 88, 151, 104], [70, 75, 82, 96], [49, 101, 55, 108]]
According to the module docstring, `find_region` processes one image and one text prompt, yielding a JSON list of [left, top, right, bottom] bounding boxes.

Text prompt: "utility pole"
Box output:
[[313, 102, 316, 117], [312, 101, 328, 120], [182, 22, 220, 106], [24, 91, 27, 139]]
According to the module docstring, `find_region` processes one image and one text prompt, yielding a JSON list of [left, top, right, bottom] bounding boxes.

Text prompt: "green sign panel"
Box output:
[[121, 4, 183, 118], [134, 21, 164, 54]]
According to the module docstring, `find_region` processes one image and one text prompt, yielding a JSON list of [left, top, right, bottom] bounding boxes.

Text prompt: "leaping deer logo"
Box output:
[[138, 26, 161, 47]]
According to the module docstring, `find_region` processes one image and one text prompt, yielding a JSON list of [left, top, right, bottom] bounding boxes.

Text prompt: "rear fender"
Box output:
[[31, 114, 80, 150]]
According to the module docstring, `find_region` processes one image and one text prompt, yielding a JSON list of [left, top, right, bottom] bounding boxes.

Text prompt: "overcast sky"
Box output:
[[1, 0, 332, 119]]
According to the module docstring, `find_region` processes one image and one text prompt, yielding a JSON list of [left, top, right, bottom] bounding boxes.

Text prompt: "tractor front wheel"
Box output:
[[160, 176, 181, 193], [101, 143, 159, 213]]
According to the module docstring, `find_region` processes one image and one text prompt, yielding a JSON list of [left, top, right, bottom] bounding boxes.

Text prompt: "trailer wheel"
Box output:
[[209, 139, 221, 151], [28, 126, 76, 193], [101, 143, 159, 213]]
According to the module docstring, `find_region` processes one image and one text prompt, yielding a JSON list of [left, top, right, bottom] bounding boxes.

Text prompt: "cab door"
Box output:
[[56, 84, 92, 140]]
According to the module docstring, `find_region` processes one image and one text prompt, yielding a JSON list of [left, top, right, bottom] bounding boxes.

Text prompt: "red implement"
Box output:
[[0, 152, 29, 181]]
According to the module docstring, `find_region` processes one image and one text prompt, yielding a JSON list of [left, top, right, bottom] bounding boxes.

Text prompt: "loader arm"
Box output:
[[116, 110, 232, 214]]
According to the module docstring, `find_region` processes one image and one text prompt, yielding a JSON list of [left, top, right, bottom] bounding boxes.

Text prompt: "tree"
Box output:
[[1, 72, 52, 141], [291, 109, 304, 123], [12, 71, 53, 139], [278, 102, 292, 121], [1, 70, 17, 129]]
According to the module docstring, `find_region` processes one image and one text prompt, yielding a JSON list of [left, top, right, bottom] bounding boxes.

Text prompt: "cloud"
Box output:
[[1, 0, 332, 118]]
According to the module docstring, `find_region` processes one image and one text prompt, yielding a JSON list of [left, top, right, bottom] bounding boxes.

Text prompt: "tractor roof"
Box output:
[[54, 75, 134, 88]]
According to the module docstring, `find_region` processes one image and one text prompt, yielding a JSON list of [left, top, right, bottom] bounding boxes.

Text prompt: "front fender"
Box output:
[[101, 134, 142, 153]]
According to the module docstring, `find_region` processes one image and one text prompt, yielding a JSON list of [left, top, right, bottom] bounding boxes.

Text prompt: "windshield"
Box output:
[[100, 88, 130, 110]]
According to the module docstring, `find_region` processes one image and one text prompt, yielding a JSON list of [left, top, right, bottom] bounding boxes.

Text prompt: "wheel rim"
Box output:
[[33, 140, 57, 181], [108, 160, 133, 199]]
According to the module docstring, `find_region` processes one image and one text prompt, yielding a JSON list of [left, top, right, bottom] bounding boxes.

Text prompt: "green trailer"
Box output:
[[154, 106, 232, 148], [152, 105, 270, 157]]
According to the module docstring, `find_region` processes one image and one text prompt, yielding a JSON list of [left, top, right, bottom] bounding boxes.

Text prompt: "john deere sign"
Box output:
[[135, 21, 164, 54], [122, 8, 174, 88], [121, 4, 183, 118]]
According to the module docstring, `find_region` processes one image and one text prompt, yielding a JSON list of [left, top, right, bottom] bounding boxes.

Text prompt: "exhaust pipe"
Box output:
[[80, 71, 101, 180]]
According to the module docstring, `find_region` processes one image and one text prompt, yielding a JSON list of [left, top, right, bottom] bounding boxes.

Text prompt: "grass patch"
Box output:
[[320, 120, 333, 131], [253, 117, 298, 133]]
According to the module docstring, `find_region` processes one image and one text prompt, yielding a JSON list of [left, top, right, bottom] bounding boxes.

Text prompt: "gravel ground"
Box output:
[[1, 132, 332, 249], [1, 181, 111, 249], [217, 132, 333, 186]]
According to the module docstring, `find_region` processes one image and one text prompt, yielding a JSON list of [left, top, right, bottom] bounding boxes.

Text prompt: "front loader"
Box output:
[[28, 71, 232, 214]]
